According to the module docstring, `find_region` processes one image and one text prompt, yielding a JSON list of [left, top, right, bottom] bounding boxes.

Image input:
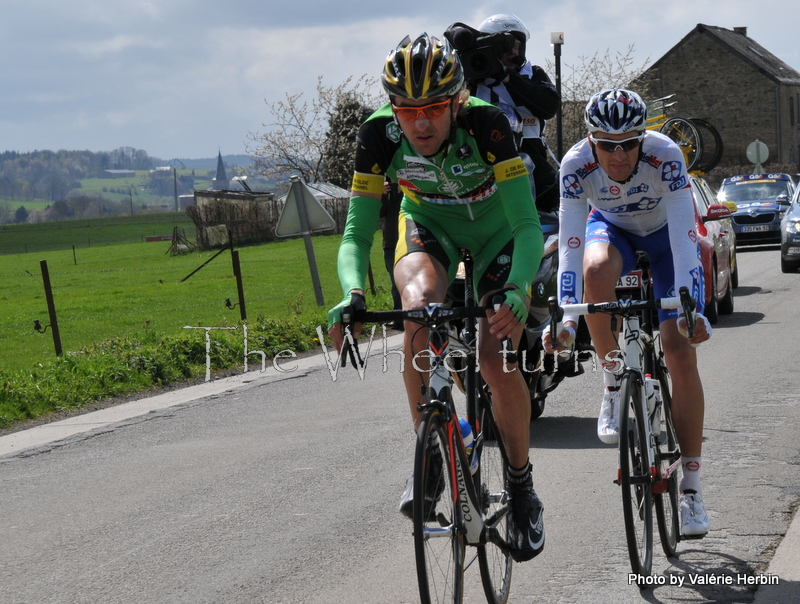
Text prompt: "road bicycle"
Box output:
[[341, 251, 516, 604], [548, 283, 696, 583], [645, 94, 724, 174]]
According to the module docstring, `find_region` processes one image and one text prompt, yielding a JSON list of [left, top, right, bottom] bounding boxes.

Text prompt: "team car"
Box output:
[[717, 173, 794, 245]]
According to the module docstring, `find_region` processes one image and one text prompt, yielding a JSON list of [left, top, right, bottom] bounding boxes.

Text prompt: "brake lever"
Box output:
[[492, 294, 518, 365], [548, 296, 563, 346], [678, 286, 696, 339]]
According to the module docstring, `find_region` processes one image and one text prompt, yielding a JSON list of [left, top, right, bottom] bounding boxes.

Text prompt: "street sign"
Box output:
[[746, 140, 769, 174], [275, 178, 336, 237]]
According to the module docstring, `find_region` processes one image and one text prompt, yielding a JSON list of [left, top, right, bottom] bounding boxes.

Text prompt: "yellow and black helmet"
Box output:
[[382, 33, 464, 100]]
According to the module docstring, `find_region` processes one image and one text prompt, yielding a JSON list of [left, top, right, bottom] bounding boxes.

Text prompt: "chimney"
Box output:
[[733, 26, 747, 36]]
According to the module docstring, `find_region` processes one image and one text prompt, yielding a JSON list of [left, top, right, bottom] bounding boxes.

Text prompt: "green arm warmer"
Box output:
[[337, 195, 382, 295], [498, 174, 544, 293]]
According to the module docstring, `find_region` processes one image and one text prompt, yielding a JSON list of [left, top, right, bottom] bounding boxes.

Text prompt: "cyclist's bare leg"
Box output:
[[478, 290, 531, 469], [582, 242, 624, 359], [393, 251, 449, 429], [659, 319, 705, 458]]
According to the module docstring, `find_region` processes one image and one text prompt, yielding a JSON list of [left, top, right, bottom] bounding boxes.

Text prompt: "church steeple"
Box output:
[[211, 151, 229, 190]]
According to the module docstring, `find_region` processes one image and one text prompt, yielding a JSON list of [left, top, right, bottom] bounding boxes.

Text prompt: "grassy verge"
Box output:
[[0, 232, 393, 430]]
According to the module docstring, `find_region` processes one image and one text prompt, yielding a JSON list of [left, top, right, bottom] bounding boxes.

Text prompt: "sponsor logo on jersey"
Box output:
[[668, 175, 687, 191], [688, 229, 697, 243], [456, 145, 473, 160], [627, 183, 650, 195], [562, 173, 583, 198], [609, 185, 620, 196], [452, 165, 463, 175], [636, 197, 660, 210], [560, 271, 578, 304], [567, 236, 581, 249], [576, 161, 599, 179], [397, 168, 437, 183], [642, 153, 662, 169], [386, 122, 401, 143], [490, 129, 506, 143], [398, 179, 420, 192], [497, 158, 528, 182], [497, 254, 511, 265], [661, 161, 683, 182]]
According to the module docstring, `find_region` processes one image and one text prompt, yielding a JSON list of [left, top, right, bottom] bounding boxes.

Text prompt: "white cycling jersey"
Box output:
[[557, 130, 700, 325]]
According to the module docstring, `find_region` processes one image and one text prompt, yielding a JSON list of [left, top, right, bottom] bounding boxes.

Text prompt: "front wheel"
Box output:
[[651, 348, 680, 557], [618, 372, 654, 581], [476, 386, 513, 604], [414, 408, 465, 604]]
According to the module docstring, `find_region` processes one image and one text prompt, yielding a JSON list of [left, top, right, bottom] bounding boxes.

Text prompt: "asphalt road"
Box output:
[[1, 245, 798, 604]]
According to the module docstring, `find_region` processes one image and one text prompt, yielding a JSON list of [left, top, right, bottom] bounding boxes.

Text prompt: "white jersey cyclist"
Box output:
[[557, 129, 703, 326]]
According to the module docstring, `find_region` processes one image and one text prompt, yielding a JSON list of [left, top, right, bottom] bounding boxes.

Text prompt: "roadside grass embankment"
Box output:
[[0, 231, 393, 430]]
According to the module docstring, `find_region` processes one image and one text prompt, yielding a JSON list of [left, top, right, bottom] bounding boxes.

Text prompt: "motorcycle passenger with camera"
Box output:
[[444, 17, 590, 420]]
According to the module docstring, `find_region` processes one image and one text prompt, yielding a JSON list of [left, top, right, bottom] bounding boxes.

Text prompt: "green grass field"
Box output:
[[0, 232, 392, 373], [0, 213, 197, 255]]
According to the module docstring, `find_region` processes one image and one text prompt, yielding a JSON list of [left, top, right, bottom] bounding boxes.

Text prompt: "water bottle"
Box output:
[[644, 375, 661, 440], [459, 418, 479, 474]]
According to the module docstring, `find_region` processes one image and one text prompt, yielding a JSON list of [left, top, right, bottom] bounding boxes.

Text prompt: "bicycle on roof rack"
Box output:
[[645, 94, 724, 174]]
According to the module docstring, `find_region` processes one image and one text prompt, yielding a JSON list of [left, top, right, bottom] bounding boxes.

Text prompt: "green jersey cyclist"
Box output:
[[327, 33, 545, 562]]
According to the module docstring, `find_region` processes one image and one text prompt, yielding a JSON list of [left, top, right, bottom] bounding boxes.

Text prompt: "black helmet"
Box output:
[[382, 33, 465, 100]]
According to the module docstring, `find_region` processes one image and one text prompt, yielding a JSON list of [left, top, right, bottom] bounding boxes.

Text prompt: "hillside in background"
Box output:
[[168, 154, 253, 170]]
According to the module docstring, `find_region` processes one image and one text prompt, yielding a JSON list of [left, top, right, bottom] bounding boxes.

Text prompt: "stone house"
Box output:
[[631, 24, 800, 169]]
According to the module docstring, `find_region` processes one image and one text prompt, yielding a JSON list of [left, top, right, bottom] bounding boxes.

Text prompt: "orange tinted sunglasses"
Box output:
[[391, 98, 452, 121]]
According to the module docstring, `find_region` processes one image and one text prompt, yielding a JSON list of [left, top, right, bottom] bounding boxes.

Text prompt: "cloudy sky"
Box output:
[[2, 0, 798, 161]]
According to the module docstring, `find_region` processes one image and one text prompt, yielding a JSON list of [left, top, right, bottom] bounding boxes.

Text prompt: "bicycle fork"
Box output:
[[427, 337, 509, 553]]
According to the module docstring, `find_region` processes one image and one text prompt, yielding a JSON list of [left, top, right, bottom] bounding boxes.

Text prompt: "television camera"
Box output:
[[444, 22, 517, 82]]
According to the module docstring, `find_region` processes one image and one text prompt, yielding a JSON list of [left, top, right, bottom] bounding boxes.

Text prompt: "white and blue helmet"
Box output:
[[584, 88, 648, 134]]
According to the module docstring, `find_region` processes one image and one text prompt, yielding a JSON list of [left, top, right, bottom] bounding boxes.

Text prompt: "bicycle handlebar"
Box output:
[[548, 286, 697, 338], [341, 295, 518, 367]]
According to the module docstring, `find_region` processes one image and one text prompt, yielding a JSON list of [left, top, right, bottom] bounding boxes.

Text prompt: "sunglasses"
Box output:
[[391, 98, 452, 122], [590, 133, 644, 153]]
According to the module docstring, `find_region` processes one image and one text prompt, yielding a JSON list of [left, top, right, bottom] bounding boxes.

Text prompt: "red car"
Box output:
[[616, 175, 735, 324]]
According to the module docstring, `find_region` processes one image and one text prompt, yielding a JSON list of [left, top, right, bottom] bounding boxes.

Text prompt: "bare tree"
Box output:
[[247, 75, 382, 193], [547, 46, 650, 152]]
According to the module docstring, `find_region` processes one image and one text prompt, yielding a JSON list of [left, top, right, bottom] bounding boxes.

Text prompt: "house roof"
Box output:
[[304, 181, 351, 199], [652, 24, 800, 86]]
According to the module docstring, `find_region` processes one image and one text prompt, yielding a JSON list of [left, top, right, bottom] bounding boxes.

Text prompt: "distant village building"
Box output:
[[211, 151, 229, 190], [631, 24, 800, 168], [97, 169, 135, 179]]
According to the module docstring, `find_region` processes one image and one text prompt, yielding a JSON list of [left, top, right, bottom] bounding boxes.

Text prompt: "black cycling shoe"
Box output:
[[398, 447, 444, 519], [506, 471, 545, 562]]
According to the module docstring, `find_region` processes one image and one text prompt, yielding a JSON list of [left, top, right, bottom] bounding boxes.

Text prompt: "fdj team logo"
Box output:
[[386, 122, 401, 143], [559, 271, 578, 304], [562, 173, 583, 198], [661, 161, 683, 182]]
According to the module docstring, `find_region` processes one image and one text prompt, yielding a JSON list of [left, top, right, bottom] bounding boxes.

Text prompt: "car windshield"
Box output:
[[719, 180, 791, 203]]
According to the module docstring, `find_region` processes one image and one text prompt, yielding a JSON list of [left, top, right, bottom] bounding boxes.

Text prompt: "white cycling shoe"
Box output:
[[681, 491, 710, 538], [597, 387, 620, 444]]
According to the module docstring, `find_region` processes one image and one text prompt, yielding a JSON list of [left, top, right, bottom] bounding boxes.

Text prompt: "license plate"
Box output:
[[741, 225, 770, 233], [616, 272, 641, 289]]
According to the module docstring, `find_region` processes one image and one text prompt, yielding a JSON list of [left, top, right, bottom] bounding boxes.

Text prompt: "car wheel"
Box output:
[[704, 262, 719, 324], [719, 270, 734, 315], [781, 256, 797, 273], [731, 254, 739, 288]]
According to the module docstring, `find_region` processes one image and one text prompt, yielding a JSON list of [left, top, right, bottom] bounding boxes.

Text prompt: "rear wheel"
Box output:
[[476, 388, 513, 604], [661, 117, 702, 171], [619, 372, 654, 581], [414, 408, 465, 604], [688, 117, 724, 173], [718, 270, 734, 315], [704, 262, 719, 324]]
